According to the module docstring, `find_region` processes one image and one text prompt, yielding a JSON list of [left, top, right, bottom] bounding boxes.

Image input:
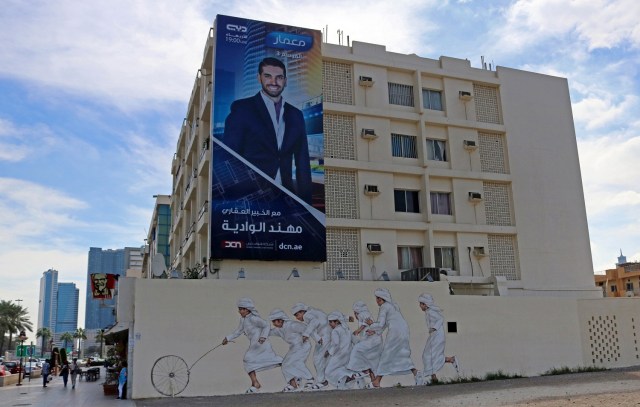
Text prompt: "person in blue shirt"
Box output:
[[117, 361, 127, 399], [41, 359, 50, 387]]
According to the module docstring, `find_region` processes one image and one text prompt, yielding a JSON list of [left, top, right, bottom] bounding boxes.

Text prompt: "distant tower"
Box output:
[[617, 250, 627, 266]]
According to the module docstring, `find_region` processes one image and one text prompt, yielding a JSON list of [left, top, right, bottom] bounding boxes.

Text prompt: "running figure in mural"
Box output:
[[291, 302, 331, 390], [325, 312, 364, 390], [366, 288, 421, 388], [267, 309, 314, 392], [222, 298, 283, 394], [347, 300, 383, 382], [418, 293, 460, 384]]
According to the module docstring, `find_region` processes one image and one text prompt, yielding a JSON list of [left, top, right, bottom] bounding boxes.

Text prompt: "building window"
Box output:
[[394, 189, 420, 213], [626, 282, 634, 291], [422, 89, 443, 111], [610, 285, 617, 292], [391, 133, 418, 158], [434, 247, 456, 270], [388, 82, 414, 107], [430, 192, 452, 215], [397, 246, 424, 270], [426, 139, 447, 161]]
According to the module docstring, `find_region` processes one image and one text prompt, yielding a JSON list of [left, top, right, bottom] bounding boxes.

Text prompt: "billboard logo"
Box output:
[[226, 24, 247, 33], [223, 240, 244, 249], [265, 32, 313, 51]]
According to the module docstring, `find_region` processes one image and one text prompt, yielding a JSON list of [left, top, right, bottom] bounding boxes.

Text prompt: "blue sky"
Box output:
[[1, 0, 638, 334]]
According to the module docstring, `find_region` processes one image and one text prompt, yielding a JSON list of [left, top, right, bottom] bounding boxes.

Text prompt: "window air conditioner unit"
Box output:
[[468, 192, 483, 202], [359, 76, 374, 87], [463, 140, 478, 150], [364, 184, 380, 196], [367, 243, 383, 254], [473, 246, 487, 257], [361, 128, 378, 140], [459, 91, 473, 101]]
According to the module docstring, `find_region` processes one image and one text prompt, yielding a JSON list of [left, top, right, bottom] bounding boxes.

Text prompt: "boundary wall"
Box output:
[[121, 278, 640, 398]]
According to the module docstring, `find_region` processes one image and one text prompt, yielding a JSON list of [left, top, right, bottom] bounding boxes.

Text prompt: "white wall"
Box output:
[[123, 279, 639, 399]]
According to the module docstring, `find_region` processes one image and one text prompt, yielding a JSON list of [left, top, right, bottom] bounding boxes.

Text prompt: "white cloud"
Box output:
[[0, 1, 211, 110], [492, 0, 640, 54], [0, 178, 88, 245], [573, 94, 638, 130]]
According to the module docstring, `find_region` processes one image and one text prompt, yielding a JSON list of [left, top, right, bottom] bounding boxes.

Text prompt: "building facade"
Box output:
[[595, 260, 640, 297], [141, 195, 172, 279], [37, 268, 58, 340], [84, 247, 142, 353], [166, 18, 599, 298], [37, 269, 79, 347]]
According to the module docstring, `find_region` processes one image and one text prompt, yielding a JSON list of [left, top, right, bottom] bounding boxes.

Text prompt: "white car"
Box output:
[[24, 361, 40, 376]]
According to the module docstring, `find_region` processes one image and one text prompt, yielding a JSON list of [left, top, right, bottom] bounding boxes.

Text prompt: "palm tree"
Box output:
[[96, 329, 107, 358], [59, 332, 74, 351], [73, 328, 86, 359], [36, 327, 52, 357], [0, 300, 33, 354]]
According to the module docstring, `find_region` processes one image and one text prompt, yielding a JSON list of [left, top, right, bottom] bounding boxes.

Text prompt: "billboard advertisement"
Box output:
[[210, 15, 325, 261], [90, 273, 117, 299]]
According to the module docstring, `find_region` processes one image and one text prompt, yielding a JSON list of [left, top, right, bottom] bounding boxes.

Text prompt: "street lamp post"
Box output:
[[16, 330, 27, 386]]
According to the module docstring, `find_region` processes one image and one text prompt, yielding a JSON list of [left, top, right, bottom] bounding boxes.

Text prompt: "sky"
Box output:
[[0, 0, 638, 339]]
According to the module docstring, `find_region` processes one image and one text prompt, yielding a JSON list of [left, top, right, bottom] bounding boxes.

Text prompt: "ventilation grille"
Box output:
[[479, 132, 507, 174], [483, 182, 513, 226], [326, 228, 361, 280], [488, 234, 518, 280], [324, 114, 356, 160], [323, 61, 354, 105], [326, 169, 358, 219], [588, 315, 620, 365], [473, 84, 501, 124]]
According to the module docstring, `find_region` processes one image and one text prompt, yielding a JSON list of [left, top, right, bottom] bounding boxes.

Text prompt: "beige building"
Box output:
[[595, 262, 640, 297], [117, 17, 640, 400], [166, 20, 599, 299]]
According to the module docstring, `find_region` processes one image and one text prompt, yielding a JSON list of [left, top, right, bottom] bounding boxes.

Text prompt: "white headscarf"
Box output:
[[291, 302, 308, 315], [418, 293, 442, 312], [374, 288, 399, 311], [352, 300, 368, 313], [237, 297, 259, 316], [327, 311, 348, 325], [268, 308, 290, 321]]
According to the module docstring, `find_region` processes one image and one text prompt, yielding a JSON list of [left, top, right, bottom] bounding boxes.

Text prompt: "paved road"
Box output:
[[3, 366, 640, 406]]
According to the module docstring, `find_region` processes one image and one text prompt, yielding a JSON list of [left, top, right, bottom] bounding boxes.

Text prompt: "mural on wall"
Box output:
[[210, 15, 326, 262], [149, 289, 460, 396]]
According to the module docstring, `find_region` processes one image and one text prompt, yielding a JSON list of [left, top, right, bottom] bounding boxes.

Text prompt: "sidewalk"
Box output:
[[0, 367, 134, 407]]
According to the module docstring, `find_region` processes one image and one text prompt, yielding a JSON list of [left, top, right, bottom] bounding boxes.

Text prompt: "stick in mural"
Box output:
[[347, 301, 383, 382], [291, 302, 331, 390], [418, 293, 460, 384], [222, 298, 283, 394], [267, 309, 314, 392], [366, 288, 421, 388]]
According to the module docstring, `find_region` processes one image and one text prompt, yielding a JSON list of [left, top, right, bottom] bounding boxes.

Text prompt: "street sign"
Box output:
[[16, 345, 26, 357]]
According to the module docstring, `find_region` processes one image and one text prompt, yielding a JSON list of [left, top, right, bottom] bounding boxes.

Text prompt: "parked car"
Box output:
[[1, 361, 22, 375], [24, 361, 41, 376]]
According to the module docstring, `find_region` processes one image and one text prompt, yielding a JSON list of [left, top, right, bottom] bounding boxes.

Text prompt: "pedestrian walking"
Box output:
[[60, 360, 70, 387], [70, 357, 79, 389], [41, 359, 50, 387]]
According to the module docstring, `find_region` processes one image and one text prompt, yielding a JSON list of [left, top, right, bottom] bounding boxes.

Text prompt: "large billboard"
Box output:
[[210, 15, 325, 262]]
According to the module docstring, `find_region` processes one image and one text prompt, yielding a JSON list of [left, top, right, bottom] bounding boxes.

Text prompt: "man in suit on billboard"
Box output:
[[222, 57, 312, 204]]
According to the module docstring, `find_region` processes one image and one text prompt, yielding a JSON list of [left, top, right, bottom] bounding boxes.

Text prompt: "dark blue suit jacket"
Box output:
[[222, 92, 312, 204]]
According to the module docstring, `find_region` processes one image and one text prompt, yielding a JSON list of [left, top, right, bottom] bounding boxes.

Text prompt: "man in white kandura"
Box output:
[[222, 298, 283, 393], [418, 293, 460, 384], [347, 300, 383, 383], [291, 302, 331, 390], [366, 288, 420, 388], [268, 308, 314, 392]]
